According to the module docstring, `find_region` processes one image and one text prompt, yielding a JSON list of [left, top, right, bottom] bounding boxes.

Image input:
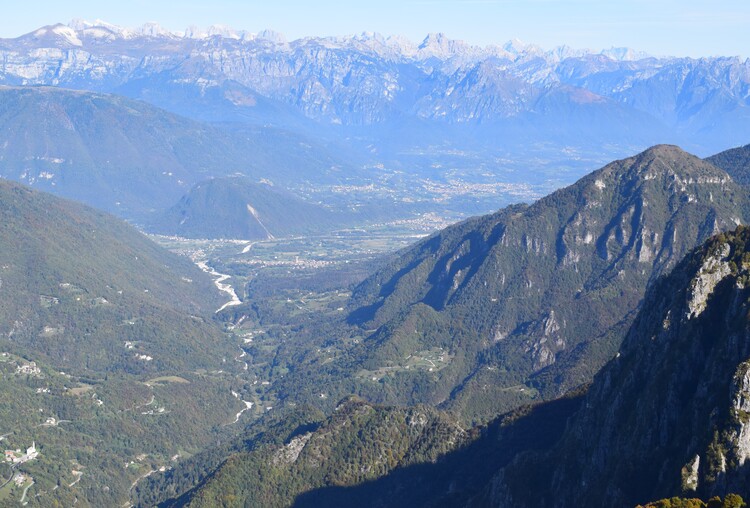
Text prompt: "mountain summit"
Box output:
[[150, 176, 344, 240]]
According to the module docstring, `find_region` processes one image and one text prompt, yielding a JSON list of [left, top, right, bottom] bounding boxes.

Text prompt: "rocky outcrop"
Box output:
[[272, 432, 313, 466], [686, 242, 732, 318], [728, 361, 750, 468]]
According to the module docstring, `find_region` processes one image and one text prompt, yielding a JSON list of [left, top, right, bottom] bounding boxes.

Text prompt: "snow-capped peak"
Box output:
[[385, 34, 417, 55], [15, 20, 656, 67], [256, 29, 287, 44], [67, 19, 178, 40], [419, 32, 449, 52], [547, 44, 590, 62], [68, 19, 137, 40], [418, 32, 471, 59], [184, 24, 252, 40], [207, 24, 243, 39], [353, 31, 386, 44], [601, 46, 651, 61], [137, 22, 176, 38], [503, 38, 528, 55], [29, 24, 83, 46]]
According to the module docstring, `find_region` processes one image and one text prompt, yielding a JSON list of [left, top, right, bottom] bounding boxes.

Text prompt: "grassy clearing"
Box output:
[[357, 348, 454, 381], [145, 376, 191, 386], [67, 383, 94, 396]]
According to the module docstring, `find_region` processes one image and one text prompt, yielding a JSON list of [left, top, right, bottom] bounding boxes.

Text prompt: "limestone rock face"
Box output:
[[727, 361, 750, 468], [272, 432, 313, 466], [686, 242, 732, 319]]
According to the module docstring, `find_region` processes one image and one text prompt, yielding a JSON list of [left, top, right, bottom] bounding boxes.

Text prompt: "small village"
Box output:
[[4, 442, 38, 465]]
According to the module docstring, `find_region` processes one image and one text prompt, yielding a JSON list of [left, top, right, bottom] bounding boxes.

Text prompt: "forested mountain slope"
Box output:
[[140, 228, 750, 508], [707, 144, 750, 186], [0, 179, 246, 506], [268, 145, 750, 424]]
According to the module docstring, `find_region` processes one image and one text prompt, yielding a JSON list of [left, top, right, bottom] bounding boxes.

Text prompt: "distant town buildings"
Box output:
[[16, 361, 41, 376]]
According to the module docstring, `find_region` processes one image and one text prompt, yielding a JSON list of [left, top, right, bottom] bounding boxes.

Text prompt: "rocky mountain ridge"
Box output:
[[24, 20, 652, 61], [1, 21, 748, 153]]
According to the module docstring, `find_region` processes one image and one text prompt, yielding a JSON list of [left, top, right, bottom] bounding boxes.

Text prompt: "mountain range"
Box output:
[[0, 20, 748, 183], [3, 18, 750, 507], [0, 85, 355, 220], [0, 21, 748, 241], [3, 21, 747, 135], [4, 139, 750, 506]]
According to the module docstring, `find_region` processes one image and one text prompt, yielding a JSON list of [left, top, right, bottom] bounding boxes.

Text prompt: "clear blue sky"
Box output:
[[3, 0, 749, 58]]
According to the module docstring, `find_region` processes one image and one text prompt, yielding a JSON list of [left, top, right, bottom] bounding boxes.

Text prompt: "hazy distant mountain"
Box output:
[[0, 21, 748, 156], [0, 86, 356, 219], [150, 176, 346, 240]]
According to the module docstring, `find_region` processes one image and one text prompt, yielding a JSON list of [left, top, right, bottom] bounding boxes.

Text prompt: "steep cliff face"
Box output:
[[493, 226, 750, 507], [333, 145, 749, 422]]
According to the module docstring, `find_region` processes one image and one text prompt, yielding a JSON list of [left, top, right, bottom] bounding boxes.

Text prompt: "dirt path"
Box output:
[[20, 480, 34, 504]]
